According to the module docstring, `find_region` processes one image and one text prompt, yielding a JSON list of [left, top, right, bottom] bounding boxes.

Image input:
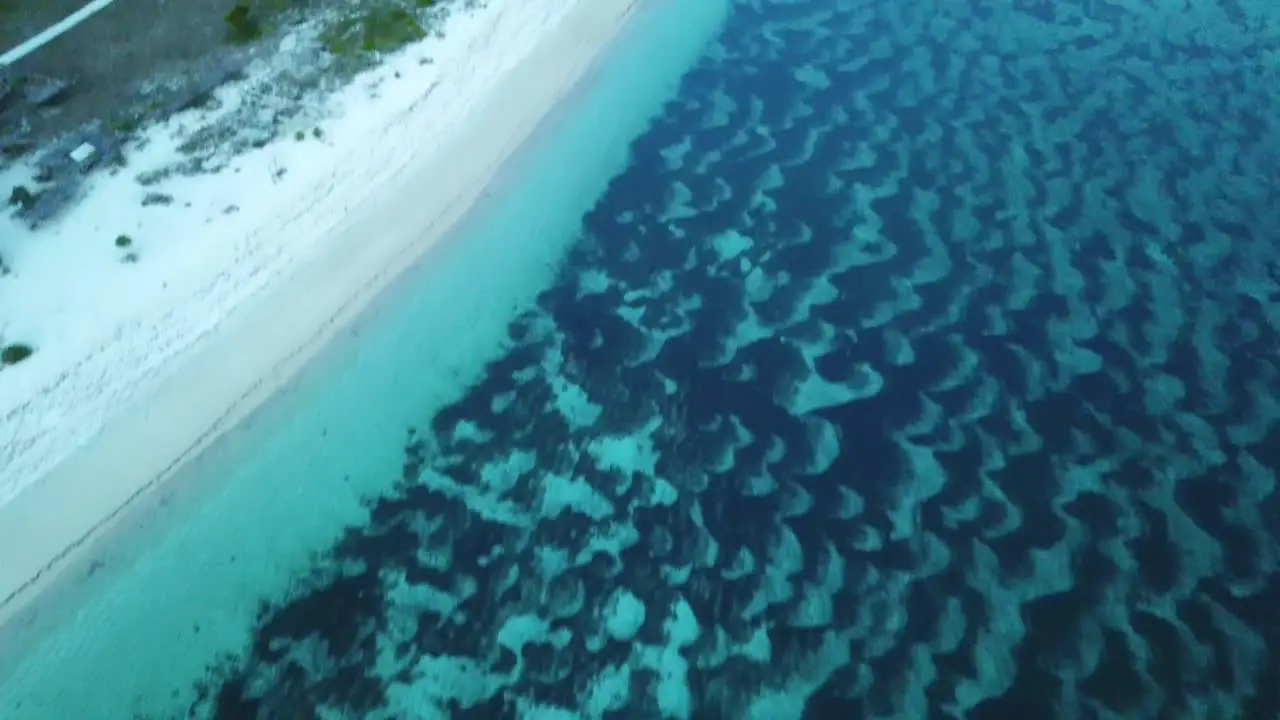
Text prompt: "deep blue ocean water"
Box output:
[[115, 0, 1280, 717]]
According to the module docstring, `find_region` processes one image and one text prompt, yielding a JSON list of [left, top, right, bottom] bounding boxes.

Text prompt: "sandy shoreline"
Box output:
[[0, 0, 639, 655]]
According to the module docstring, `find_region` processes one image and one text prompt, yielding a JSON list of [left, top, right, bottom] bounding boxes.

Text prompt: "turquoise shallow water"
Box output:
[[8, 0, 1280, 717]]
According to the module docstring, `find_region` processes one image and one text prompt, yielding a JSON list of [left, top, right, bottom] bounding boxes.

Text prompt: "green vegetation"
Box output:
[[320, 4, 427, 57], [109, 113, 140, 134], [1, 343, 33, 366], [224, 2, 264, 44], [115, 234, 133, 248], [8, 185, 35, 211]]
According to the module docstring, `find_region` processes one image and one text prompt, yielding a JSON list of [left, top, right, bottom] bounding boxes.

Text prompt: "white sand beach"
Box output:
[[0, 0, 639, 648]]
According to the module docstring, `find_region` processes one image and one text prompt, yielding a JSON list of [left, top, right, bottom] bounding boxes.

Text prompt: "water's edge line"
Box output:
[[0, 0, 643, 659]]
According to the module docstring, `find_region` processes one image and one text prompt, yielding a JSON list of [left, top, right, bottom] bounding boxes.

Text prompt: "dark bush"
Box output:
[[224, 2, 263, 44], [8, 184, 34, 210], [1, 343, 33, 365]]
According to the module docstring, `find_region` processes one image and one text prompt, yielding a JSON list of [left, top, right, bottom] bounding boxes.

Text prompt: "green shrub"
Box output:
[[1, 343, 33, 365], [115, 234, 133, 248], [224, 2, 263, 44], [8, 184, 35, 210], [321, 5, 426, 57]]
